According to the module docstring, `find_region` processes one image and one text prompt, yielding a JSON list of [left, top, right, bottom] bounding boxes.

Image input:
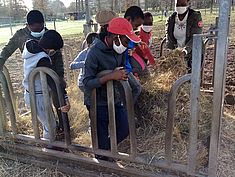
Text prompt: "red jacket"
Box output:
[[135, 28, 155, 65]]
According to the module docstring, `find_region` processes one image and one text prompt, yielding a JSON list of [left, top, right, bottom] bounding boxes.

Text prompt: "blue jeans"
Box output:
[[87, 105, 129, 150]]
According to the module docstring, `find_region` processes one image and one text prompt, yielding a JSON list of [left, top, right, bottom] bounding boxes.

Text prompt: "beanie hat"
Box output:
[[39, 30, 64, 50], [27, 10, 44, 25], [95, 10, 118, 26]]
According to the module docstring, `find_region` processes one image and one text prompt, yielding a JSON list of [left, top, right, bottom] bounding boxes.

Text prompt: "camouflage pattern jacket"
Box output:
[[0, 27, 64, 78]]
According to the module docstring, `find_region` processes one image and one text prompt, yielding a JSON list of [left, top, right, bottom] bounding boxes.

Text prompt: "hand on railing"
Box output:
[[112, 67, 128, 81], [58, 99, 70, 113]]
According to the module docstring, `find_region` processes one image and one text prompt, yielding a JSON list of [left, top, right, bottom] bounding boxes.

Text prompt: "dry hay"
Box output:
[[122, 50, 214, 171]]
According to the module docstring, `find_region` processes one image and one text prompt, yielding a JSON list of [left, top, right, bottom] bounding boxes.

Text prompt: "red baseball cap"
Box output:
[[108, 17, 141, 43]]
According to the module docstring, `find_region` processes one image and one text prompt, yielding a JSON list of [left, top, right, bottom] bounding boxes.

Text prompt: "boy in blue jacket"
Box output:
[[70, 32, 98, 92]]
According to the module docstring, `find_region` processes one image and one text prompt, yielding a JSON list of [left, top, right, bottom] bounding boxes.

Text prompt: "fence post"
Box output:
[[187, 34, 203, 175], [208, 0, 231, 176]]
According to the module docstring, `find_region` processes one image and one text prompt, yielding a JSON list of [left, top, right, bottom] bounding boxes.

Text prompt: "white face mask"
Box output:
[[142, 25, 153, 33], [175, 6, 189, 14], [31, 28, 45, 38], [113, 36, 127, 54]]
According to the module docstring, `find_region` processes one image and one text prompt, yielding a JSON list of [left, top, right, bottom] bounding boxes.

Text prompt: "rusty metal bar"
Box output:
[[106, 80, 118, 154], [187, 34, 203, 175], [90, 89, 98, 150], [165, 74, 191, 164], [0, 85, 7, 136], [120, 80, 137, 159], [160, 37, 166, 57], [28, 71, 40, 140], [208, 0, 231, 177], [0, 71, 17, 135], [40, 71, 55, 142], [2, 66, 16, 113], [29, 67, 71, 145]]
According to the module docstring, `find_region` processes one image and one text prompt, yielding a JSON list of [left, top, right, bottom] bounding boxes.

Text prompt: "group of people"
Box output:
[[0, 0, 203, 160]]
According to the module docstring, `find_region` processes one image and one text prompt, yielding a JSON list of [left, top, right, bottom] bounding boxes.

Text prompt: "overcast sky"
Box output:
[[23, 0, 74, 9]]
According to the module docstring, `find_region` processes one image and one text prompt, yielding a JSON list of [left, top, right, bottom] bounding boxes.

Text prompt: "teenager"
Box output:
[[0, 10, 69, 132], [83, 18, 141, 160]]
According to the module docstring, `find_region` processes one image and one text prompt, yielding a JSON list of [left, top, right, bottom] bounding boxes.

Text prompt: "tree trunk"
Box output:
[[210, 0, 214, 14], [170, 0, 174, 11], [144, 0, 148, 11], [81, 0, 84, 12], [111, 0, 114, 10], [97, 0, 101, 11]]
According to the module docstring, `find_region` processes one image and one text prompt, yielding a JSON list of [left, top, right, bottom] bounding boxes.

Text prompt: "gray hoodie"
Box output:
[[83, 38, 142, 106]]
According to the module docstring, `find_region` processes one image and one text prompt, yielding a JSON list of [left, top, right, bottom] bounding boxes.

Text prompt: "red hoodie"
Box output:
[[135, 28, 155, 65]]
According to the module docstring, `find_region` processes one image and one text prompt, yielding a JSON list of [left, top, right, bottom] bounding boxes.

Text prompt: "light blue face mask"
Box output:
[[31, 28, 45, 38]]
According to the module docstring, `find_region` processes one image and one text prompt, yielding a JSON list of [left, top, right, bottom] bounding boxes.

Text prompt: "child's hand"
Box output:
[[111, 68, 128, 81], [59, 99, 70, 113]]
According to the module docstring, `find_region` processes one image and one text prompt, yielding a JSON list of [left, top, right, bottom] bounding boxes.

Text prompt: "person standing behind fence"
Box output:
[[70, 32, 98, 92], [165, 0, 203, 72], [83, 18, 141, 161], [22, 30, 70, 140], [95, 10, 118, 34], [0, 10, 70, 133]]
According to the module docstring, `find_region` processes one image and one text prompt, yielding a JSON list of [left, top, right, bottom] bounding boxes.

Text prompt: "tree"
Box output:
[[32, 0, 49, 16], [48, 0, 66, 18], [8, 0, 27, 21]]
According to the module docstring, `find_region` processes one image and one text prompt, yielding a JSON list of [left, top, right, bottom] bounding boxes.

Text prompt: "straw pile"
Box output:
[[125, 49, 213, 169]]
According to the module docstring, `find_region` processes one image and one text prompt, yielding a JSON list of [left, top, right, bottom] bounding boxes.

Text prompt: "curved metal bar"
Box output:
[[120, 80, 137, 159], [165, 74, 191, 165], [95, 70, 137, 159], [0, 71, 17, 135], [2, 66, 16, 114], [28, 67, 71, 145], [160, 37, 166, 57]]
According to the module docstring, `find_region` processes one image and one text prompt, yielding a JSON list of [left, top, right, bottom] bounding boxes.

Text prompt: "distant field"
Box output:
[[0, 20, 86, 46]]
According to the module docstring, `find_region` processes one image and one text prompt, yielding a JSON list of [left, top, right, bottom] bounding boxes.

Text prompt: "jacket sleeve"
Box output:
[[165, 16, 176, 50], [184, 11, 203, 54], [70, 50, 86, 70], [83, 50, 102, 91], [0, 30, 21, 67], [50, 50, 64, 78]]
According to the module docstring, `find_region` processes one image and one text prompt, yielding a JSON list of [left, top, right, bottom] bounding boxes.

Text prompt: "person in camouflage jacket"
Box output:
[[0, 10, 69, 134], [165, 0, 203, 72]]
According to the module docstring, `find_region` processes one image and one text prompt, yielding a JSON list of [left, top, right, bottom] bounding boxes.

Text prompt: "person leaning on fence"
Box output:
[[22, 30, 70, 140], [95, 10, 118, 33], [70, 32, 98, 92], [0, 10, 70, 134], [83, 17, 142, 161], [165, 0, 203, 72]]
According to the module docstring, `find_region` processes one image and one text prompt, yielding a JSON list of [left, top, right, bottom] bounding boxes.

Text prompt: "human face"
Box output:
[[132, 17, 144, 30], [113, 35, 129, 48], [28, 22, 44, 32], [143, 16, 153, 26]]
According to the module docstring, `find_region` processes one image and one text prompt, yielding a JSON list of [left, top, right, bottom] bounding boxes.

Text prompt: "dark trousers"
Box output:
[[51, 90, 70, 133], [87, 105, 129, 150]]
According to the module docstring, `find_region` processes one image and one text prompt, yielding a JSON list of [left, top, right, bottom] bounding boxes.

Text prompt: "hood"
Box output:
[[22, 39, 46, 60]]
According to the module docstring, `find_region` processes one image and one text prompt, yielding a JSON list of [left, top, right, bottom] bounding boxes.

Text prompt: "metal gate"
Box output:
[[0, 0, 232, 176]]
